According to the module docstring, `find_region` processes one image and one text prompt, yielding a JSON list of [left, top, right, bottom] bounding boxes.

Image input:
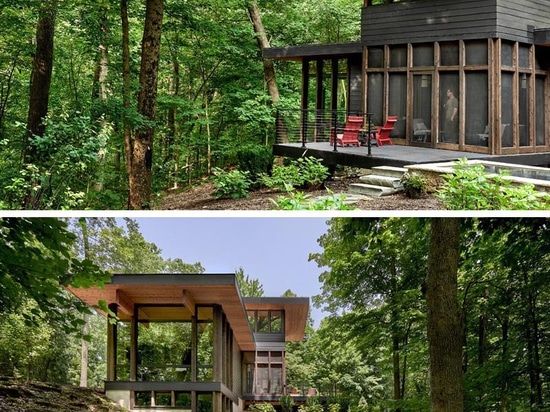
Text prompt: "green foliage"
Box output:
[[211, 167, 252, 199], [261, 157, 329, 191], [0, 218, 109, 333], [294, 156, 330, 189], [271, 189, 355, 210], [279, 395, 295, 412], [248, 402, 276, 412], [236, 145, 274, 183], [436, 158, 550, 210], [400, 171, 428, 198], [261, 164, 302, 191], [298, 396, 323, 412]]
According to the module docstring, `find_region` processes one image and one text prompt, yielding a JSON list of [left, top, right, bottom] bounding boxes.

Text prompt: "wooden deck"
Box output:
[[273, 142, 550, 169]]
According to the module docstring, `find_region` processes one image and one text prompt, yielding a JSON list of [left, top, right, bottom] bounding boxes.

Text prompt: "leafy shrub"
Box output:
[[211, 168, 251, 199], [260, 164, 302, 191], [400, 171, 428, 198], [271, 189, 355, 210], [436, 158, 550, 210], [248, 403, 276, 412], [236, 145, 274, 182], [295, 156, 329, 189], [279, 395, 295, 412], [261, 157, 329, 191]]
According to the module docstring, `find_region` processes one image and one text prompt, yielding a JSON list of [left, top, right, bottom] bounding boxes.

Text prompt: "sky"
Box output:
[[134, 217, 332, 326]]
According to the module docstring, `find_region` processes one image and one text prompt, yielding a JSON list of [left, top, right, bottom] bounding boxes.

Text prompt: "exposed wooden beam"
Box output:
[[116, 290, 134, 316], [182, 290, 196, 314]]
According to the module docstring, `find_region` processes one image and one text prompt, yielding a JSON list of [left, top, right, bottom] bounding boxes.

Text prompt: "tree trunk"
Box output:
[[246, 1, 279, 104], [426, 218, 464, 412], [128, 0, 164, 209], [121, 0, 133, 189], [78, 218, 91, 387], [524, 270, 543, 409], [23, 0, 58, 208], [246, 0, 288, 143]]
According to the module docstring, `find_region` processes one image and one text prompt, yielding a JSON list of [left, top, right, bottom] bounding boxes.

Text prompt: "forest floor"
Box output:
[[0, 376, 127, 412], [157, 175, 443, 211]]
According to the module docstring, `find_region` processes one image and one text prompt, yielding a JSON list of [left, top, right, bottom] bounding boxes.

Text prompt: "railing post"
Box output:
[[301, 109, 307, 148], [332, 110, 338, 152]]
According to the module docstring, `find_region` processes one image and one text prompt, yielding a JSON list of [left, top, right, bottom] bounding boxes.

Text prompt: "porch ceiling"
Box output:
[[243, 297, 309, 341], [68, 274, 256, 351]]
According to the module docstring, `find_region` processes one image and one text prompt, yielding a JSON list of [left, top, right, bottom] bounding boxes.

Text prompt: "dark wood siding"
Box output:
[[496, 0, 550, 43], [362, 0, 550, 46]]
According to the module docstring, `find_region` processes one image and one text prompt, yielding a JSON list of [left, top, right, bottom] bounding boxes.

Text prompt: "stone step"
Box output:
[[348, 182, 402, 197], [371, 165, 408, 178], [359, 174, 403, 189]]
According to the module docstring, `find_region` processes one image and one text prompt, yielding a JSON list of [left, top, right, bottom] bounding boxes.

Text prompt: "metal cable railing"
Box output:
[[275, 109, 375, 152]]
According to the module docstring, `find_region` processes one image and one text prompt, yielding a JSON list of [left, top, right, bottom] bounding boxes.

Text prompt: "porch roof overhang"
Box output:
[[263, 42, 362, 61], [69, 274, 257, 351], [534, 29, 550, 46]]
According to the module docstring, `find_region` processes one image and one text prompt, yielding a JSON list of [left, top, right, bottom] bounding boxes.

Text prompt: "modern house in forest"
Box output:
[[265, 0, 550, 165], [69, 274, 309, 412]]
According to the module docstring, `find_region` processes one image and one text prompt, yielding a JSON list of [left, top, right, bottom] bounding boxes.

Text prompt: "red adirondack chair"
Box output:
[[331, 116, 363, 147], [375, 116, 397, 146]]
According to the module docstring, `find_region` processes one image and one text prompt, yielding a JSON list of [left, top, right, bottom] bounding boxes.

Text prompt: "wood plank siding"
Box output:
[[362, 0, 550, 46]]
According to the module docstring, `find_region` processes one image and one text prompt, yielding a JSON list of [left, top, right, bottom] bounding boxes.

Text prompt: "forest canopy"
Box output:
[[0, 0, 362, 209]]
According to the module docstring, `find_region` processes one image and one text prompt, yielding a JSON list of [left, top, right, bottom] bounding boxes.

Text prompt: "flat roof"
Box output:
[[69, 274, 309, 351], [263, 42, 362, 61]]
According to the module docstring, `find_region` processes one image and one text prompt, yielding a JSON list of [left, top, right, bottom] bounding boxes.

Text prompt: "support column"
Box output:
[[106, 303, 118, 381], [130, 307, 138, 381]]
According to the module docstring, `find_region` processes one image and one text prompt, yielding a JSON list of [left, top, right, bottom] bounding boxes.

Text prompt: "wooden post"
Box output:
[[130, 307, 138, 381], [106, 303, 118, 381]]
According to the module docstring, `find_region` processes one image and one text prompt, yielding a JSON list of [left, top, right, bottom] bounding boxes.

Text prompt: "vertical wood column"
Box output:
[[301, 59, 310, 113], [331, 58, 338, 112], [130, 307, 138, 381], [106, 303, 118, 381], [316, 59, 324, 113]]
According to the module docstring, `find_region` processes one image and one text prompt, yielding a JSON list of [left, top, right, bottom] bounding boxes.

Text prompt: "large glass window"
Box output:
[[247, 310, 285, 334], [465, 72, 489, 147], [519, 46, 530, 69], [389, 73, 407, 139], [116, 321, 131, 380], [138, 319, 193, 382]]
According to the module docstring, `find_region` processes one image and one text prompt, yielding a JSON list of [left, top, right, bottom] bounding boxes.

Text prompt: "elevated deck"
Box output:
[[273, 143, 550, 170]]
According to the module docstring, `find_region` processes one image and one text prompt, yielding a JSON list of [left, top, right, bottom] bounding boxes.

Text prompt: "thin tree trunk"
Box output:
[[23, 0, 58, 208], [128, 0, 163, 209], [246, 0, 288, 143], [121, 0, 133, 203], [426, 218, 464, 412], [78, 218, 91, 387], [524, 270, 543, 409]]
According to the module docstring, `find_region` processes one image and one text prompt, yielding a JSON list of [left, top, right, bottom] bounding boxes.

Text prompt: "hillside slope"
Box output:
[[0, 377, 128, 412]]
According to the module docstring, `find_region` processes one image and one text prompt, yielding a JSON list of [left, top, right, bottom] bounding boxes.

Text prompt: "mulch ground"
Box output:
[[156, 176, 443, 211]]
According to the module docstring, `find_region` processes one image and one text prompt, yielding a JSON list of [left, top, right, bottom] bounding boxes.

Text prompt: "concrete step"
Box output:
[[348, 182, 402, 197], [359, 174, 403, 189], [371, 165, 408, 178]]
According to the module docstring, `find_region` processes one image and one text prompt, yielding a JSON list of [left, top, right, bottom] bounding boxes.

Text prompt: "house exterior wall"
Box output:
[[361, 0, 550, 46]]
